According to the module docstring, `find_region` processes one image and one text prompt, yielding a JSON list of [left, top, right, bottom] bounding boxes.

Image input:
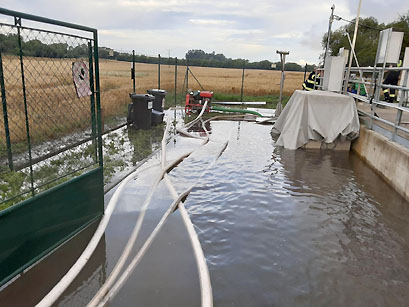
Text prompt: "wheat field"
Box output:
[[0, 57, 305, 143]]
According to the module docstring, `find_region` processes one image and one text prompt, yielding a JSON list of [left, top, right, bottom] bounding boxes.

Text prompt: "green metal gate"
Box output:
[[0, 8, 104, 287]]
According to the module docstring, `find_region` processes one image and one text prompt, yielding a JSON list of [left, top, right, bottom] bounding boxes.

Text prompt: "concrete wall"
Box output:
[[351, 126, 409, 202]]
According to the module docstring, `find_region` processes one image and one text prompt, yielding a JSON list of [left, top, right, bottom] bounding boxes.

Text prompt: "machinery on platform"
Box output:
[[185, 90, 213, 114]]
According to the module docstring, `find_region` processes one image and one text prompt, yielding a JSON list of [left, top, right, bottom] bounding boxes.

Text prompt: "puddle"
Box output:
[[2, 115, 409, 306]]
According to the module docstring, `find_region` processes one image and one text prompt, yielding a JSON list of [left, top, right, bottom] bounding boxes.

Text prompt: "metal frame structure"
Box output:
[[0, 8, 104, 287]]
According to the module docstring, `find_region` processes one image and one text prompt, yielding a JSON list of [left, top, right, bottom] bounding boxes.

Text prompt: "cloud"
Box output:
[[1, 0, 406, 65], [189, 19, 235, 26]]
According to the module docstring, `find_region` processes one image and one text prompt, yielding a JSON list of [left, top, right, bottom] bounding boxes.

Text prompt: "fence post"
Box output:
[[186, 60, 189, 92], [174, 57, 177, 107], [0, 52, 13, 171], [16, 17, 35, 196], [240, 61, 245, 102], [88, 42, 98, 162], [158, 54, 161, 89], [392, 69, 409, 141], [93, 30, 104, 169], [304, 63, 307, 82], [132, 50, 135, 93]]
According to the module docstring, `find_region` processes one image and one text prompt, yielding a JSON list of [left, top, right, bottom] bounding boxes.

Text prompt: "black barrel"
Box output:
[[147, 89, 167, 112], [147, 89, 167, 125], [128, 94, 154, 129]]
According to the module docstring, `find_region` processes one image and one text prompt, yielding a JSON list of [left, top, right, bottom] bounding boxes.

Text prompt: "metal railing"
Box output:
[[313, 65, 409, 148]]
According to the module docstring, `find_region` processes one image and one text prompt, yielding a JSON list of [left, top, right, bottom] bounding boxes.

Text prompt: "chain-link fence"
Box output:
[[0, 14, 103, 209]]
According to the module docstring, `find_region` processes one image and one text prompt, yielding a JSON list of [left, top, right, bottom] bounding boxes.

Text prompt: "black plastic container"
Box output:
[[147, 89, 167, 112], [128, 94, 154, 129], [147, 89, 167, 125]]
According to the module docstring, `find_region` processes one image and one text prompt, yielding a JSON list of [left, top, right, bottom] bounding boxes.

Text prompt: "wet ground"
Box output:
[[1, 112, 409, 306]]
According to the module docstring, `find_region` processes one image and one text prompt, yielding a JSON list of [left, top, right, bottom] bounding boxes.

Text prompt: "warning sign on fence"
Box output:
[[72, 61, 92, 98]]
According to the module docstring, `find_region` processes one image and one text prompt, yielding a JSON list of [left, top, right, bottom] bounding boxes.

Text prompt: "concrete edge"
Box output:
[[351, 125, 409, 202]]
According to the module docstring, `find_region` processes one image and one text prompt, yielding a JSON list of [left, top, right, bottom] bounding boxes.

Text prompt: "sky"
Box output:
[[1, 0, 407, 65]]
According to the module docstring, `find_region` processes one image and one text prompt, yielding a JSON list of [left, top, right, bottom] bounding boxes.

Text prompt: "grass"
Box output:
[[213, 92, 291, 109], [0, 122, 166, 210]]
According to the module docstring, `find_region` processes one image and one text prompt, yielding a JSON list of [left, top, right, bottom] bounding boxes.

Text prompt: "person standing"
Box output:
[[302, 68, 320, 91], [382, 61, 402, 103]]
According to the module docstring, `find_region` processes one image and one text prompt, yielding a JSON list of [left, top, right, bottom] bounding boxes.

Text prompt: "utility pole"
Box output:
[[276, 50, 289, 117], [323, 4, 335, 67]]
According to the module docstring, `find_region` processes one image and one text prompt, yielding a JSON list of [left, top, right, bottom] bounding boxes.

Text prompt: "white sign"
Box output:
[[377, 28, 404, 64], [72, 61, 92, 98], [323, 55, 347, 92]]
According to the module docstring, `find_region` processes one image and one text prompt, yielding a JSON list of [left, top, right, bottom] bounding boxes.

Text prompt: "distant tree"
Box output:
[[322, 11, 409, 67]]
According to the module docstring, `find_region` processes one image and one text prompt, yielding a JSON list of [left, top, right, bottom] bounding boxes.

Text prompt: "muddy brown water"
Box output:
[[1, 118, 409, 307]]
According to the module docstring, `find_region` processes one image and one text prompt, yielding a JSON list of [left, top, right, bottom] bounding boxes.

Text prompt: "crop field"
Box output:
[[0, 56, 305, 145], [0, 56, 305, 207]]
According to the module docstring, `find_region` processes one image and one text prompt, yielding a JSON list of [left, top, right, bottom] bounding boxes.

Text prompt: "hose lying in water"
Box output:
[[38, 104, 243, 307], [37, 106, 208, 307], [96, 123, 227, 307], [87, 102, 212, 307], [211, 105, 263, 117], [35, 159, 171, 307]]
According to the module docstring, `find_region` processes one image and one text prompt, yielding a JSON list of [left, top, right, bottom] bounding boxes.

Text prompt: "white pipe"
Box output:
[[96, 137, 226, 307], [86, 151, 194, 307], [35, 162, 160, 307], [88, 102, 211, 307], [38, 105, 236, 307]]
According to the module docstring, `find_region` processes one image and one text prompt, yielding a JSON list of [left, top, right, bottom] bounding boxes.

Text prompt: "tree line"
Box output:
[[322, 11, 409, 67], [0, 34, 314, 72]]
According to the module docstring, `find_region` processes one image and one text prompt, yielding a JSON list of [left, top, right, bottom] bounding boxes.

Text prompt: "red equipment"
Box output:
[[185, 90, 213, 114]]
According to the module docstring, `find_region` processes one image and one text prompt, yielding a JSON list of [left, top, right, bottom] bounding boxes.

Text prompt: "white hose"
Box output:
[[86, 150, 195, 307], [88, 102, 211, 306], [37, 102, 219, 306], [96, 122, 225, 306], [35, 161, 161, 307]]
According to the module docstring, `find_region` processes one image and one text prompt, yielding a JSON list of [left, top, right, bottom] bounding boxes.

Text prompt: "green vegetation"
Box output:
[[185, 49, 315, 71], [213, 92, 290, 109], [0, 34, 314, 71], [323, 11, 409, 66], [0, 122, 165, 210]]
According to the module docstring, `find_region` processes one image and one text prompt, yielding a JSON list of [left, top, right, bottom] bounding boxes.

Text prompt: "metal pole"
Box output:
[[303, 63, 307, 82], [240, 61, 245, 102], [188, 69, 205, 91], [346, 32, 368, 95], [0, 51, 13, 170], [344, 0, 362, 94], [132, 50, 135, 93], [186, 60, 189, 92], [392, 68, 408, 141], [93, 30, 104, 169], [276, 50, 289, 117], [174, 57, 177, 107], [158, 54, 161, 89], [323, 5, 335, 67], [16, 17, 35, 196], [88, 42, 97, 162]]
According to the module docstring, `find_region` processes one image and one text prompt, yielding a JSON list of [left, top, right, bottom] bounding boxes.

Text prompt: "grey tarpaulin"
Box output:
[[272, 90, 360, 149]]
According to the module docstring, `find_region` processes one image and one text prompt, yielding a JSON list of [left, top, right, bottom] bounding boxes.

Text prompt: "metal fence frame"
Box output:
[[314, 65, 409, 149], [0, 8, 104, 204], [0, 8, 104, 287]]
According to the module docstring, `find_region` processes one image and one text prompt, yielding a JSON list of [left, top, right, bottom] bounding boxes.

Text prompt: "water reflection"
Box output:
[[0, 221, 107, 306]]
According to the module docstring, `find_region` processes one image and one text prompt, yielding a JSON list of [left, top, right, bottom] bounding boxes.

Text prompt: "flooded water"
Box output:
[[1, 115, 409, 306]]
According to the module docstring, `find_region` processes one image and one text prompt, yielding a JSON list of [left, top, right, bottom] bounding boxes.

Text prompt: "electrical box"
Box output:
[[323, 55, 347, 92]]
